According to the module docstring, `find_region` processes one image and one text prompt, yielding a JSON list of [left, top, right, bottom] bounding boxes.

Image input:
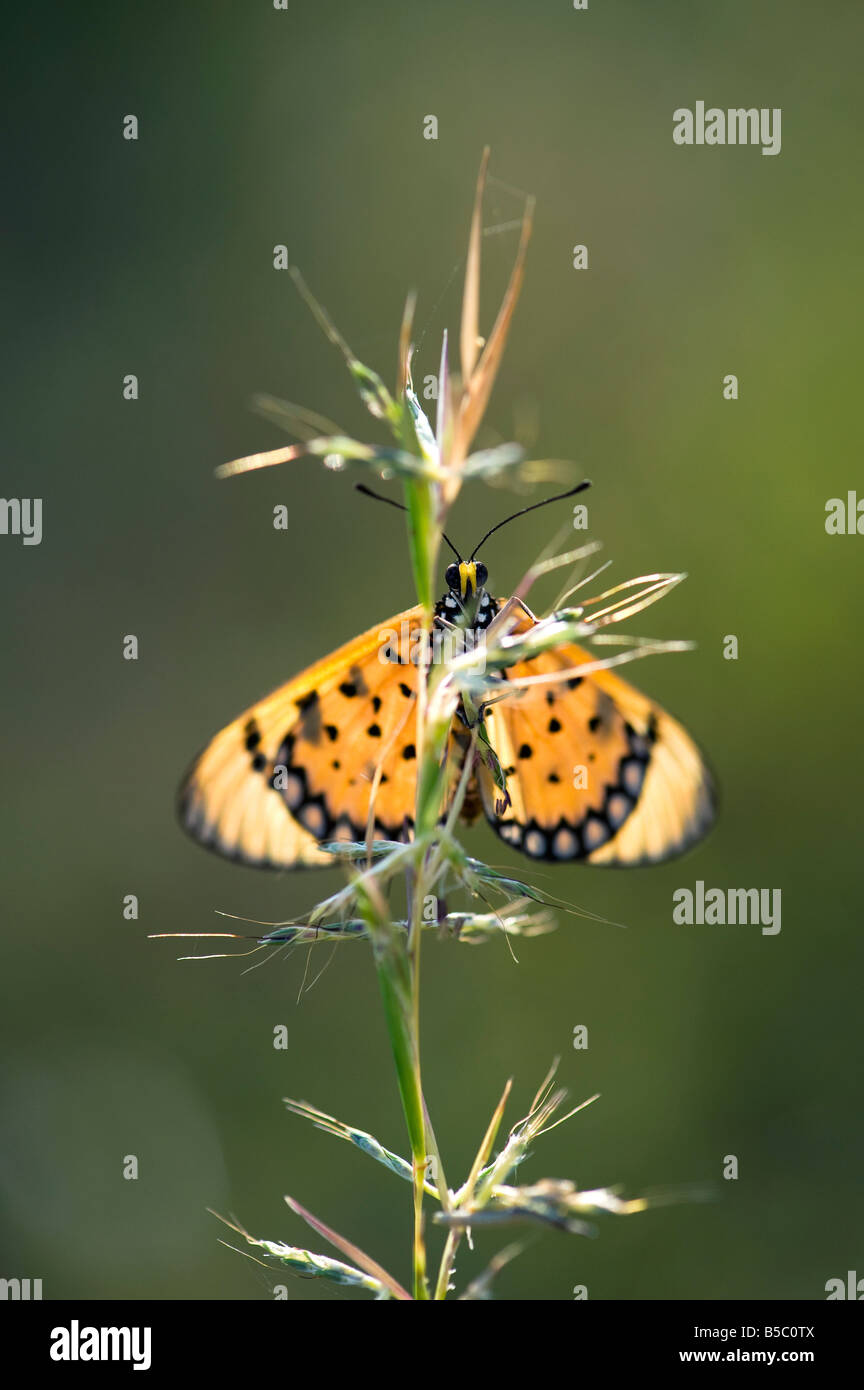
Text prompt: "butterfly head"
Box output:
[[439, 559, 494, 630], [445, 560, 488, 603], [357, 479, 591, 633]]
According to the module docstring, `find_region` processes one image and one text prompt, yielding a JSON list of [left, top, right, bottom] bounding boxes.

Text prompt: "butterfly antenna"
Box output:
[[469, 481, 592, 559], [355, 484, 462, 560]]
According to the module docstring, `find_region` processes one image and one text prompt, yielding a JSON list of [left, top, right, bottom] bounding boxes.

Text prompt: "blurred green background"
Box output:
[[2, 0, 862, 1301]]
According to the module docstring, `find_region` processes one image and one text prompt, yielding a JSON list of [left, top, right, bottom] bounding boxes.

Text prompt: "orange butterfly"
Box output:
[[179, 488, 714, 869]]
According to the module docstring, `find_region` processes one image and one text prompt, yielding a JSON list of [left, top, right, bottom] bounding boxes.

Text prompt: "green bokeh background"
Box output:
[[2, 0, 862, 1300]]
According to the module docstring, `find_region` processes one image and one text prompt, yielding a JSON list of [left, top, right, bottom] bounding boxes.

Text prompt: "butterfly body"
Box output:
[[179, 560, 714, 870]]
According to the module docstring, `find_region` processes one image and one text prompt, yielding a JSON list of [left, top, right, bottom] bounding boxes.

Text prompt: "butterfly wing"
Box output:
[[178, 607, 427, 869], [476, 601, 715, 865]]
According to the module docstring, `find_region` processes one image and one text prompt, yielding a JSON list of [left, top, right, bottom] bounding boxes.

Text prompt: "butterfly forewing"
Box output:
[[178, 607, 425, 869]]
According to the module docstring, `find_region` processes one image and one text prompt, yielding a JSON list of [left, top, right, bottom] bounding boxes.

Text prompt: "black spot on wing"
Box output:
[[294, 689, 322, 742]]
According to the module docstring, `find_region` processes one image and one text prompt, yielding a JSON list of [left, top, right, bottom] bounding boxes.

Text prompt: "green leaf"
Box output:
[[405, 384, 439, 463], [284, 1099, 439, 1196]]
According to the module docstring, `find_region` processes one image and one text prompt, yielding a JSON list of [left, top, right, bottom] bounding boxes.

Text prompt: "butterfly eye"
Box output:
[[445, 563, 460, 589], [475, 562, 488, 587]]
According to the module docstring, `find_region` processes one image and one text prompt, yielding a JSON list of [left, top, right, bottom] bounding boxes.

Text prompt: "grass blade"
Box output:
[[284, 1193, 413, 1301], [461, 146, 489, 384]]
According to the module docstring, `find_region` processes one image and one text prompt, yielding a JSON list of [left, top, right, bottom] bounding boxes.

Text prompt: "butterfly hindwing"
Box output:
[[476, 600, 714, 865], [179, 607, 425, 869]]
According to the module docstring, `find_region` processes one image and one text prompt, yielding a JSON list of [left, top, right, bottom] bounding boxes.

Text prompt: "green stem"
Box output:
[[374, 933, 428, 1299], [435, 1229, 462, 1301], [401, 473, 439, 1298], [381, 458, 446, 1299]]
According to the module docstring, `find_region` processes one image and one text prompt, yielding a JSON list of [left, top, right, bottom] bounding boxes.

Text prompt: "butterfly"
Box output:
[[178, 487, 714, 870]]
